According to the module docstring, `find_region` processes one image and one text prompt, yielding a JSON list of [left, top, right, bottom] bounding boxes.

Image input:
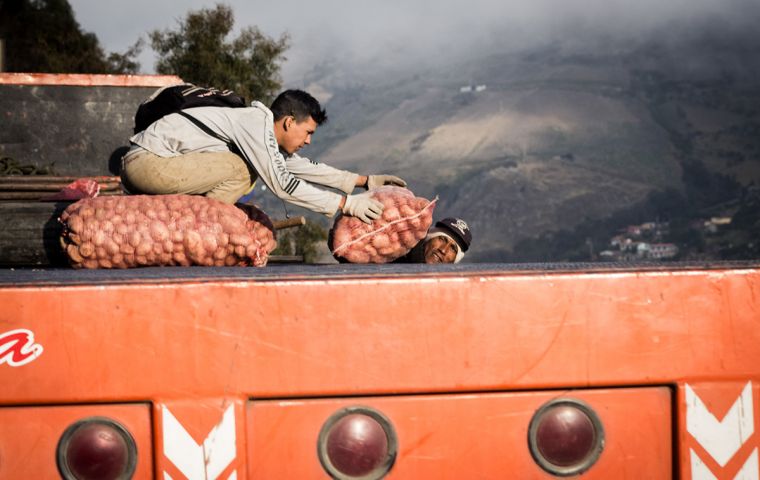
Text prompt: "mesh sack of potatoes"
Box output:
[[59, 194, 277, 269], [329, 186, 437, 263]]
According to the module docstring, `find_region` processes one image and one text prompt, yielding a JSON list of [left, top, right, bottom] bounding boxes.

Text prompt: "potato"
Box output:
[[79, 242, 95, 258], [229, 233, 252, 247], [400, 205, 416, 217], [92, 230, 106, 247], [202, 233, 218, 252], [383, 206, 400, 221], [150, 220, 170, 242], [392, 220, 409, 233], [68, 215, 84, 233], [399, 230, 417, 248], [345, 250, 370, 263], [83, 259, 99, 269], [67, 244, 84, 263], [217, 232, 229, 248], [127, 231, 142, 248], [184, 230, 201, 250], [135, 242, 152, 257], [105, 240, 120, 256], [173, 252, 190, 266], [371, 233, 391, 249]]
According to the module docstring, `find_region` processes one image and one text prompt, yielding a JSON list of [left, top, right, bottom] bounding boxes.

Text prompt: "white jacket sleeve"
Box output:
[[286, 153, 359, 194], [226, 108, 345, 216]]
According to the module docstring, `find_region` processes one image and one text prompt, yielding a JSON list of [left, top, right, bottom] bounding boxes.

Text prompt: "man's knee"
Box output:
[[205, 153, 253, 204]]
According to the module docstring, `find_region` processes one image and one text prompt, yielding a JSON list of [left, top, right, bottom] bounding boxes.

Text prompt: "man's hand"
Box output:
[[343, 192, 384, 224], [366, 174, 407, 190]]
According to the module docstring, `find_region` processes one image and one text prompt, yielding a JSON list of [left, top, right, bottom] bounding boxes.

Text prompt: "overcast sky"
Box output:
[[68, 0, 756, 85]]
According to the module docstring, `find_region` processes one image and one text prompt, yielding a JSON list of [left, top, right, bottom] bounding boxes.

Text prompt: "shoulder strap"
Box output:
[[177, 111, 244, 159], [177, 111, 229, 144]]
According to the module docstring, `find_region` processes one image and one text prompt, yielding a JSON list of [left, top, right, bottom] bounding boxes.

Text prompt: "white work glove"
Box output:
[[366, 174, 407, 190], [342, 192, 384, 224]]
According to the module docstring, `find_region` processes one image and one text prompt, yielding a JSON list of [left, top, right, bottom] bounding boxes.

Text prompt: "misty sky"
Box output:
[[68, 0, 756, 85]]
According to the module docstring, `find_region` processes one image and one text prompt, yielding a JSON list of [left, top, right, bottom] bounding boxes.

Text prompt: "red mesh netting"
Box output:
[[42, 178, 101, 201], [329, 186, 436, 263], [59, 195, 277, 269]]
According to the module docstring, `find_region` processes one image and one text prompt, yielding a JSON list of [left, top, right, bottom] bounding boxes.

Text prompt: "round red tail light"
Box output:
[[317, 406, 398, 480], [528, 398, 604, 476], [57, 417, 137, 480]]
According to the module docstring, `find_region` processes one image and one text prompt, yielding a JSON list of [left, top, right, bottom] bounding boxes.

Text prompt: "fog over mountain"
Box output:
[[70, 0, 757, 82], [278, 0, 759, 84]]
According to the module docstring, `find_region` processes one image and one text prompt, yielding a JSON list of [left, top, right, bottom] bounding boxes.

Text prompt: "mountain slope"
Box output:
[[292, 32, 760, 261]]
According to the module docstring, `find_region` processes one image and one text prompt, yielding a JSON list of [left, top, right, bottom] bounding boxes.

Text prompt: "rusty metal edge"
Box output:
[[0, 73, 183, 87]]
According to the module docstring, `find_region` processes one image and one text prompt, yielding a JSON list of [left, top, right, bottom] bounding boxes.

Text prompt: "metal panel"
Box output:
[[0, 267, 759, 401], [0, 403, 152, 479], [247, 387, 672, 479], [0, 82, 169, 176]]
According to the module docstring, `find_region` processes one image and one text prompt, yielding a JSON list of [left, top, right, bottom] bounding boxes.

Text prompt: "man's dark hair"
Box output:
[[270, 89, 328, 125]]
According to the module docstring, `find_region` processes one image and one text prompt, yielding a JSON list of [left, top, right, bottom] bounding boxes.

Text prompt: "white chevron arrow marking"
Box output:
[[690, 448, 759, 480], [163, 472, 237, 480], [691, 449, 719, 480], [686, 382, 754, 468], [736, 449, 760, 480], [162, 404, 237, 480]]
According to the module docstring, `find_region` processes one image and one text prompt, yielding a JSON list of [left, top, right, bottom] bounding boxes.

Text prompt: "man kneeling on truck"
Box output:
[[395, 217, 472, 264], [120, 88, 405, 224]]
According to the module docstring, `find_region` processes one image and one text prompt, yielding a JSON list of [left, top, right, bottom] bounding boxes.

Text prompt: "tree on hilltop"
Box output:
[[150, 4, 289, 105]]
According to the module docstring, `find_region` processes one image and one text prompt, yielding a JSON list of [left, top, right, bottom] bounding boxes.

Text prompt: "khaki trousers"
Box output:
[[121, 149, 253, 204]]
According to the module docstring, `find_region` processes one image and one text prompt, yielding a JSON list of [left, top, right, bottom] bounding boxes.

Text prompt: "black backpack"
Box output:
[[133, 83, 247, 134]]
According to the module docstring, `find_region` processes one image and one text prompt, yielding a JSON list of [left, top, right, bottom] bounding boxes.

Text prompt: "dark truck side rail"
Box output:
[[2, 260, 758, 287]]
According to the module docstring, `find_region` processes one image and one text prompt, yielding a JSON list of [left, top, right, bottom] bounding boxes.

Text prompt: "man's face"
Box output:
[[280, 116, 318, 155], [423, 235, 460, 264]]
